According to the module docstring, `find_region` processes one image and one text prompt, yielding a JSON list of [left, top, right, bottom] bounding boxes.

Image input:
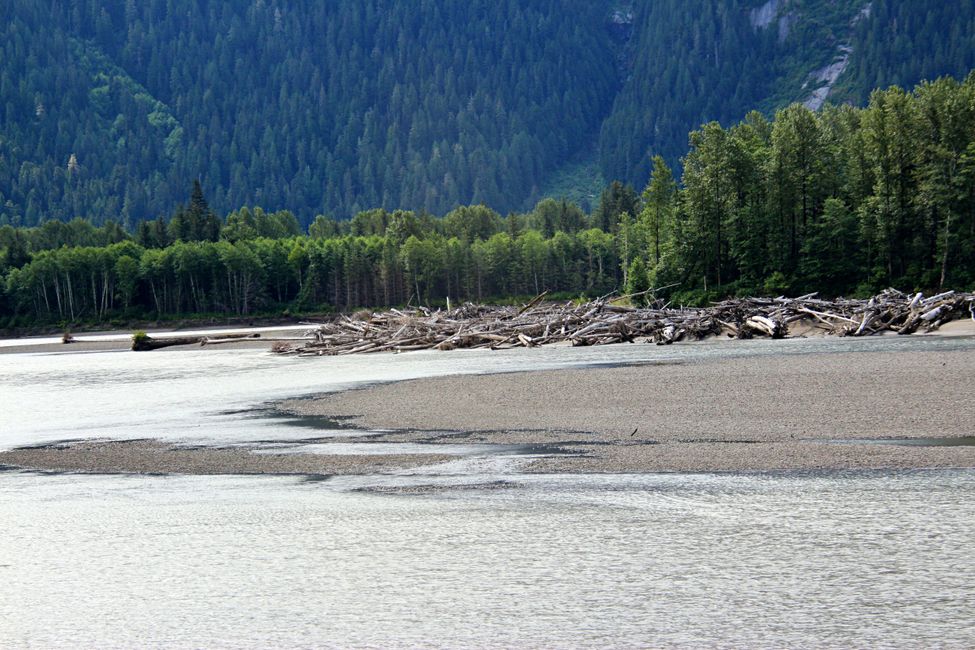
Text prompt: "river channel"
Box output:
[[1, 335, 974, 647]]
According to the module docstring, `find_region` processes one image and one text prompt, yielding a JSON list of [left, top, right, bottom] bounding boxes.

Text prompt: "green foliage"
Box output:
[[640, 156, 677, 266], [308, 216, 343, 240], [4, 1, 972, 229], [592, 181, 639, 234], [534, 150, 606, 214], [647, 73, 975, 299], [835, 1, 975, 105], [762, 271, 792, 297], [442, 206, 503, 243], [798, 198, 859, 293], [624, 258, 651, 300]]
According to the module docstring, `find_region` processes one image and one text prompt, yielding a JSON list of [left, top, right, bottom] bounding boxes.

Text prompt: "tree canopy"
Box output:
[[3, 1, 975, 227]]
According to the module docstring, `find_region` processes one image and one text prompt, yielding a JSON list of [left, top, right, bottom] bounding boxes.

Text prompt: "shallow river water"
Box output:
[[2, 336, 975, 647]]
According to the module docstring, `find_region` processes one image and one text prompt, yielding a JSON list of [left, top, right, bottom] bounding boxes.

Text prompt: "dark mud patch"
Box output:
[[354, 480, 520, 495]]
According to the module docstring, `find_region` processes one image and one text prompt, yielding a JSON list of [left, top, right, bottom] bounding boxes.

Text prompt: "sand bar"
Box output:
[[0, 439, 450, 476], [283, 346, 975, 472], [4, 322, 975, 475]]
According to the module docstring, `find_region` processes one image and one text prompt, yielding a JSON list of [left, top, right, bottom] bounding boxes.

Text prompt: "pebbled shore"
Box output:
[[283, 347, 975, 473]]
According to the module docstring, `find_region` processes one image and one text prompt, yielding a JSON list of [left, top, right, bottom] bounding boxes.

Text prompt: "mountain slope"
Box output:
[[601, 0, 975, 187], [1, 0, 974, 227], [2, 0, 619, 224]]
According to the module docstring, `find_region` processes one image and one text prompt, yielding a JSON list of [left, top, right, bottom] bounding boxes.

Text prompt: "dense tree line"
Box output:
[[0, 199, 621, 326], [3, 75, 975, 327], [642, 75, 975, 300], [4, 1, 975, 227]]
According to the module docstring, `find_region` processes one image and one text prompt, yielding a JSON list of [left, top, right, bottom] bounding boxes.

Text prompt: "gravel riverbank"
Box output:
[[282, 346, 975, 473], [3, 322, 974, 475]]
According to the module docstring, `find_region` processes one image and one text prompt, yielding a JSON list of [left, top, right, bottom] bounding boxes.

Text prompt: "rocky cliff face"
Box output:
[[800, 2, 872, 110], [749, 0, 783, 29]]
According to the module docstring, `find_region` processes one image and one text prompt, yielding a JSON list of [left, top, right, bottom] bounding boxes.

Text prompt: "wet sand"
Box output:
[[283, 346, 975, 473], [0, 440, 450, 476]]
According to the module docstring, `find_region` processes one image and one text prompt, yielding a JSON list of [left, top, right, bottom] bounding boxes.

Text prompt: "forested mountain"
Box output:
[[600, 0, 975, 184], [2, 0, 974, 227], [3, 73, 975, 327]]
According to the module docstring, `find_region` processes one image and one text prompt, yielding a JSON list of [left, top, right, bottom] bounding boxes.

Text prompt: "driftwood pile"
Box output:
[[273, 288, 975, 356]]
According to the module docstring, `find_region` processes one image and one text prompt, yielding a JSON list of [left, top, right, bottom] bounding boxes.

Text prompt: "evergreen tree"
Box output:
[[640, 156, 676, 266], [593, 181, 639, 234]]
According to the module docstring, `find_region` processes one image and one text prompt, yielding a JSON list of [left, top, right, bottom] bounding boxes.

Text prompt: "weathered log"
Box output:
[[920, 305, 945, 321], [797, 307, 858, 324], [134, 331, 260, 351], [921, 290, 954, 306], [852, 311, 875, 336], [132, 335, 203, 351], [516, 290, 550, 316], [897, 315, 922, 335], [745, 315, 785, 338], [199, 334, 265, 345]]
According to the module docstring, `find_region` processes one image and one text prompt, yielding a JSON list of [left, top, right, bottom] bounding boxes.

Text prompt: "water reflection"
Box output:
[[0, 469, 972, 647]]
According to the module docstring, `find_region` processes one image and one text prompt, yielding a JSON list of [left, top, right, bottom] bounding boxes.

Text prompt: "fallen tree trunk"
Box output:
[[745, 315, 785, 338], [133, 332, 261, 351], [132, 335, 203, 351], [200, 334, 266, 346]]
